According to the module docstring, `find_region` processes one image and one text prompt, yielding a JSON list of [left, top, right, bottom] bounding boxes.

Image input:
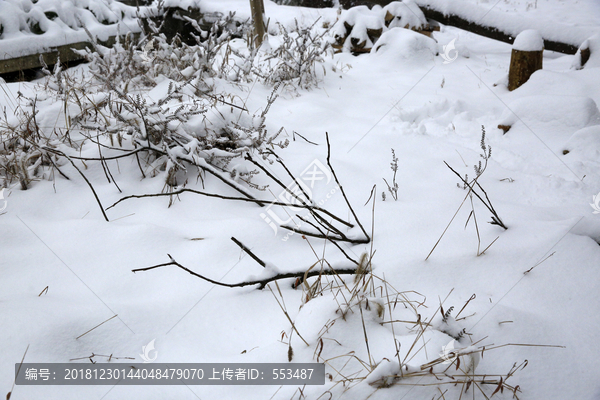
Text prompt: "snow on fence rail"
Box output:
[[0, 0, 146, 74], [287, 0, 598, 55]]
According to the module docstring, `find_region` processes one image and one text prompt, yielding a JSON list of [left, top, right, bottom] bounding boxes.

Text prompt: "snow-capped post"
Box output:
[[249, 0, 266, 48], [508, 29, 543, 91], [579, 43, 591, 68], [573, 34, 600, 70]]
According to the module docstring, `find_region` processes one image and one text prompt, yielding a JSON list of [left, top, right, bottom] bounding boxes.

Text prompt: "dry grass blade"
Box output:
[[8, 344, 29, 400], [268, 282, 310, 347], [76, 314, 118, 340]]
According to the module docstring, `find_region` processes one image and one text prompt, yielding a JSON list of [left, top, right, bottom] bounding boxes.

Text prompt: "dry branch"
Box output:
[[231, 236, 266, 268], [326, 132, 371, 241], [42, 147, 109, 222], [444, 161, 507, 230], [132, 254, 358, 290]]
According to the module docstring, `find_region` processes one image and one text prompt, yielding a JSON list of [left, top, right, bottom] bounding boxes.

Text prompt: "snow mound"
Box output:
[[498, 96, 600, 131], [383, 0, 428, 30], [342, 6, 383, 29], [365, 359, 400, 387], [513, 29, 543, 51], [372, 27, 436, 62], [562, 125, 600, 160]]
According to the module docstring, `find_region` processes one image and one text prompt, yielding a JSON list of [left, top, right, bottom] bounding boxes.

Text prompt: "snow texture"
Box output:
[[1, 1, 600, 400]]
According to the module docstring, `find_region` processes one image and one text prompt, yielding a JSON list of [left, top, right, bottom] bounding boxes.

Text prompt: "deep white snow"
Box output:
[[1, 1, 600, 400]]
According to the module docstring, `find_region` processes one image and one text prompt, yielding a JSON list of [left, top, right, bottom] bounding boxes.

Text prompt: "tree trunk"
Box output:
[[249, 0, 266, 48]]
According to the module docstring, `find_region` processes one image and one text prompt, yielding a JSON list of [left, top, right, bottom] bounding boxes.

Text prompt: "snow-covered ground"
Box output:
[[1, 1, 600, 399]]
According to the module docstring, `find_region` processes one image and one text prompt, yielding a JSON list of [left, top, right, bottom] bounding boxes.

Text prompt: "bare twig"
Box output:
[[132, 254, 358, 290], [42, 147, 109, 222], [244, 152, 353, 228], [281, 224, 368, 244], [326, 132, 370, 241], [444, 161, 507, 230], [293, 131, 318, 145], [231, 236, 266, 268]]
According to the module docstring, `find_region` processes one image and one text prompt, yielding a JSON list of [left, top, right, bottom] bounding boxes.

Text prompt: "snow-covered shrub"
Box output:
[[372, 27, 437, 62], [0, 9, 340, 195], [0, 15, 288, 193], [0, 90, 68, 190], [256, 19, 333, 90]]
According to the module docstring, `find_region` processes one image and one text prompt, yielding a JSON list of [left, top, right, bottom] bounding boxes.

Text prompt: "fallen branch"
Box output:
[[281, 224, 369, 244], [107, 187, 355, 226], [231, 236, 266, 268], [132, 254, 358, 290]]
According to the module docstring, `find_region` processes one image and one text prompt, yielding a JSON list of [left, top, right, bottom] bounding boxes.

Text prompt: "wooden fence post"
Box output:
[[508, 29, 543, 91], [249, 0, 266, 48]]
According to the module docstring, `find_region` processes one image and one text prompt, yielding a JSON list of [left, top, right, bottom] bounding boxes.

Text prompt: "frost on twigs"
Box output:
[[252, 18, 333, 91]]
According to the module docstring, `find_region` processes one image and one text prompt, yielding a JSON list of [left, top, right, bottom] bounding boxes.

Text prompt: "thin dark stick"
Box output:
[[244, 153, 312, 211], [133, 254, 358, 290], [195, 88, 248, 112], [455, 294, 476, 319], [425, 189, 471, 261], [43, 147, 109, 222], [295, 215, 358, 265], [107, 188, 353, 232], [45, 154, 70, 180], [97, 139, 111, 184], [281, 224, 369, 244], [97, 140, 122, 193], [106, 189, 276, 210], [62, 146, 150, 161], [293, 131, 319, 145], [231, 237, 266, 268], [275, 155, 312, 205], [135, 151, 146, 178], [326, 132, 370, 241], [195, 157, 265, 206], [297, 214, 347, 241], [10, 344, 30, 399], [444, 162, 507, 229], [245, 153, 354, 228], [274, 155, 344, 236]]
